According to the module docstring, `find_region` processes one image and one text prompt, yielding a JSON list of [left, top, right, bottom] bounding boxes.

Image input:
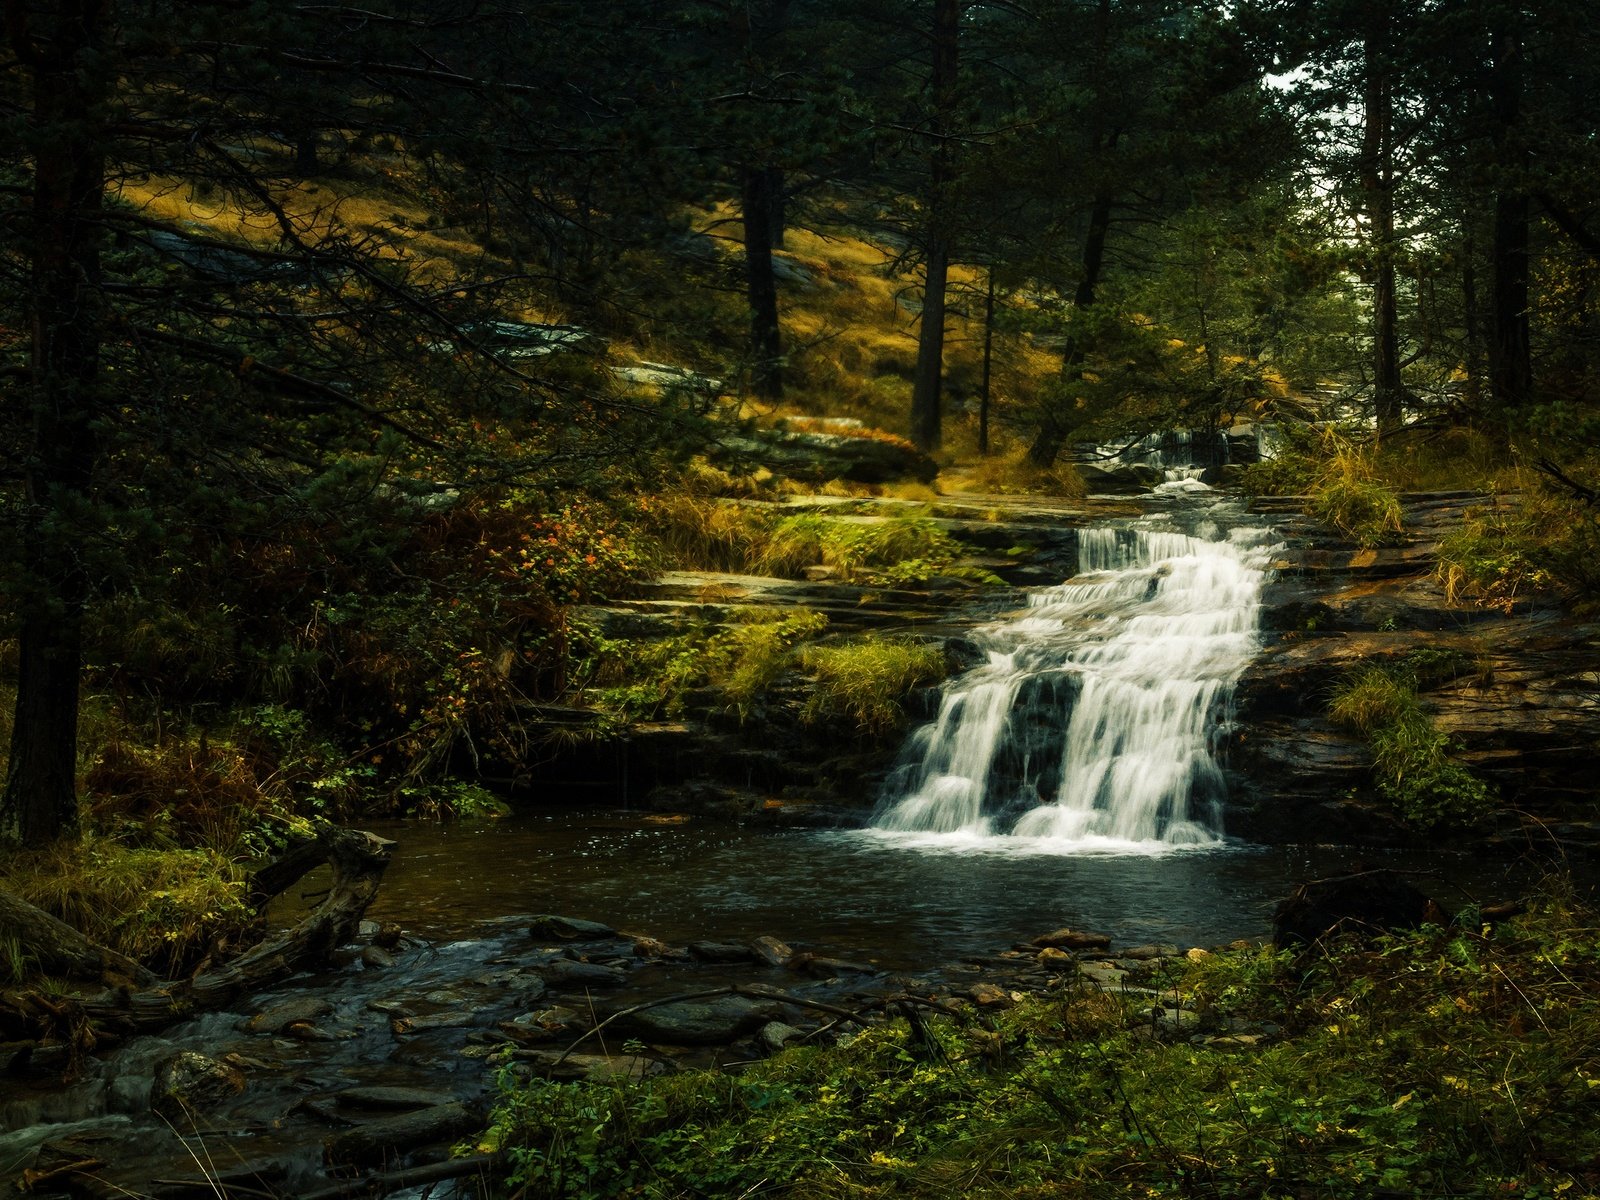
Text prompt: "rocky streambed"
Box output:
[[3, 898, 1288, 1199]]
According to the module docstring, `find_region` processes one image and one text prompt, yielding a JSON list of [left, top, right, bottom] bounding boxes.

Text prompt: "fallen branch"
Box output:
[[295, 1152, 505, 1200]]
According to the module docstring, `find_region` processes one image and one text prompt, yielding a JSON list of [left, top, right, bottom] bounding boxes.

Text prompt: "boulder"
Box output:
[[150, 1051, 245, 1125], [528, 915, 616, 941], [1076, 463, 1165, 495], [1273, 869, 1443, 950], [750, 935, 793, 968], [534, 959, 628, 989], [1031, 928, 1112, 951], [611, 996, 786, 1045], [241, 997, 333, 1035], [324, 1102, 480, 1167]]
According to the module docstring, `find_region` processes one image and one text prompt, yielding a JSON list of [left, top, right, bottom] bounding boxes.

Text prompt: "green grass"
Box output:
[[800, 639, 948, 736], [1328, 657, 1494, 831], [483, 881, 1600, 1199]]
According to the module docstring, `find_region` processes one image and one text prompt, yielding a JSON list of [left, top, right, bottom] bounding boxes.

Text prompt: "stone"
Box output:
[[794, 955, 879, 979], [1185, 947, 1213, 962], [509, 1050, 659, 1082], [242, 997, 334, 1035], [631, 936, 686, 960], [1036, 947, 1073, 965], [1032, 928, 1112, 952], [968, 983, 1013, 1008], [336, 1086, 461, 1111], [324, 1103, 480, 1167], [390, 1011, 475, 1036], [688, 940, 758, 964], [711, 429, 937, 485], [750, 935, 793, 968], [611, 996, 786, 1045], [758, 1021, 805, 1053], [529, 915, 616, 941], [360, 945, 395, 970], [1140, 1005, 1202, 1037], [150, 1051, 246, 1124], [535, 959, 628, 988], [1077, 961, 1129, 988]]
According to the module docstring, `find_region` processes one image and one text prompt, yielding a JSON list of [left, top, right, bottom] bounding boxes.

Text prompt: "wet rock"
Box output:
[[285, 1022, 340, 1042], [535, 959, 628, 988], [390, 1011, 476, 1036], [759, 1021, 805, 1054], [968, 983, 1018, 1008], [324, 1102, 480, 1167], [794, 955, 879, 979], [1032, 928, 1112, 952], [611, 996, 786, 1045], [357, 919, 405, 949], [529, 914, 616, 941], [1035, 946, 1073, 966], [712, 429, 937, 485], [1077, 961, 1129, 988], [632, 936, 688, 960], [688, 940, 758, 964], [337, 1086, 461, 1111], [242, 997, 334, 1034], [750, 935, 793, 968], [150, 1050, 245, 1124], [1077, 463, 1165, 495], [361, 945, 395, 970]]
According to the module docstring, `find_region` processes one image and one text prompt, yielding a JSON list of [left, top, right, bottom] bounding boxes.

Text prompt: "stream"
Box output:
[[0, 487, 1551, 1195]]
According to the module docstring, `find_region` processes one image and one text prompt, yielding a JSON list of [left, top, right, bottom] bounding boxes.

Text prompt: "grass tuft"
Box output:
[[799, 639, 948, 736]]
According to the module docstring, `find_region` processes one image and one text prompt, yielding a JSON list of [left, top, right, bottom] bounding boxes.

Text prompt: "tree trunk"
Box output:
[[1028, 190, 1114, 468], [1362, 17, 1403, 436], [742, 166, 784, 401], [1, 1, 110, 848], [1488, 16, 1531, 412], [0, 892, 158, 988], [978, 265, 996, 455], [909, 0, 960, 454]]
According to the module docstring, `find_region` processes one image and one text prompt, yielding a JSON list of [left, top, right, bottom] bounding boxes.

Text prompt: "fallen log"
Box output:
[[0, 891, 158, 988], [1, 827, 394, 1048]]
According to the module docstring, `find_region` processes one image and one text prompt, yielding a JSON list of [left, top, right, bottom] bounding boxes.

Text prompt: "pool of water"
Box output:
[[345, 810, 1547, 967]]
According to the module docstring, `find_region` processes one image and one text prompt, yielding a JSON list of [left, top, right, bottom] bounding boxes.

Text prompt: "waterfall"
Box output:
[[871, 504, 1277, 853]]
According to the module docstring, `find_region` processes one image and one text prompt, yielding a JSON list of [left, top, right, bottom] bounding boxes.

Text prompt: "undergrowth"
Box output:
[[483, 883, 1600, 1198], [0, 837, 254, 976], [1328, 653, 1495, 831]]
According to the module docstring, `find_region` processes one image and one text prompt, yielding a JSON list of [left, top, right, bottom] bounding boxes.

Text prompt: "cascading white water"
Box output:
[[872, 504, 1277, 853]]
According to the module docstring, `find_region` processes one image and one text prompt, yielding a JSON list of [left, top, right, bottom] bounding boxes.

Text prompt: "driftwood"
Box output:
[[1, 827, 394, 1049]]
